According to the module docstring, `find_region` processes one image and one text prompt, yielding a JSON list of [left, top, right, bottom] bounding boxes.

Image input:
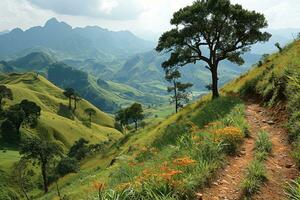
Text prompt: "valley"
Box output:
[[0, 1, 300, 200]]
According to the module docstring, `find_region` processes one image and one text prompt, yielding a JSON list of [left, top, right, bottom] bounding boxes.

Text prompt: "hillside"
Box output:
[[0, 72, 123, 147], [27, 40, 300, 200]]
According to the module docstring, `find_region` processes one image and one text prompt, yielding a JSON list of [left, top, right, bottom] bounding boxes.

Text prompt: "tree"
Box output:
[[68, 138, 90, 161], [56, 156, 79, 176], [85, 108, 96, 124], [72, 92, 81, 111], [127, 103, 144, 131], [115, 109, 129, 127], [19, 100, 41, 128], [14, 158, 32, 200], [275, 42, 282, 52], [165, 68, 193, 113], [63, 88, 75, 110], [0, 85, 13, 110], [156, 0, 271, 99], [20, 137, 62, 193]]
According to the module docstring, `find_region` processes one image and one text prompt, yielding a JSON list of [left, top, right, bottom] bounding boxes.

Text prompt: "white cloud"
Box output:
[[0, 0, 299, 41]]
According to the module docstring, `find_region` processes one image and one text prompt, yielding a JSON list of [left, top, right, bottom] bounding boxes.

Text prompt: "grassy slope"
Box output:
[[222, 40, 300, 94], [0, 72, 123, 176], [39, 40, 300, 199]]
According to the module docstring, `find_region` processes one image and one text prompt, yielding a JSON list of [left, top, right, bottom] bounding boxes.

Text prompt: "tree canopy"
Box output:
[[20, 137, 62, 193], [156, 0, 271, 99]]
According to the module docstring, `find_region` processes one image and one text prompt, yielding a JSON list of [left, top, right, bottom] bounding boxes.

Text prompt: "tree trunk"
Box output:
[[74, 99, 77, 111], [211, 66, 220, 99], [55, 180, 61, 199], [68, 97, 72, 110], [173, 80, 178, 113], [41, 162, 48, 193], [134, 121, 138, 131]]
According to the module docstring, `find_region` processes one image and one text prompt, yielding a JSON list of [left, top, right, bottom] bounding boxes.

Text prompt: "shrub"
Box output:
[[213, 126, 243, 155], [239, 77, 259, 97], [0, 186, 20, 200], [56, 157, 80, 176]]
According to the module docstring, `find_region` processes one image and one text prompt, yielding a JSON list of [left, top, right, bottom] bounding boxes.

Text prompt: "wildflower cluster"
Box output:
[[173, 156, 197, 167]]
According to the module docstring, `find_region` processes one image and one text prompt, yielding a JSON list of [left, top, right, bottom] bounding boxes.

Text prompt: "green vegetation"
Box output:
[[165, 68, 192, 113], [156, 0, 270, 99], [241, 131, 272, 197], [116, 103, 145, 131], [285, 178, 300, 200]]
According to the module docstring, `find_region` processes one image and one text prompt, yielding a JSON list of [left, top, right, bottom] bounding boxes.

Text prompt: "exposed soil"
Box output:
[[197, 103, 298, 200]]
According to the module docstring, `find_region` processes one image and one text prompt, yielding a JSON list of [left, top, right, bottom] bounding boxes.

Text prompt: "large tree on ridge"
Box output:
[[156, 0, 271, 99]]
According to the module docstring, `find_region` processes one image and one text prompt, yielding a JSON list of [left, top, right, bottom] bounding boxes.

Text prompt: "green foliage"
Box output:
[[152, 123, 188, 149], [242, 159, 267, 197], [0, 85, 13, 110], [68, 138, 90, 161], [239, 77, 260, 97], [255, 131, 272, 155], [20, 136, 63, 193], [56, 157, 80, 177], [156, 0, 270, 99], [285, 178, 300, 200], [116, 103, 144, 131], [192, 97, 241, 128], [0, 186, 20, 200], [165, 68, 193, 113]]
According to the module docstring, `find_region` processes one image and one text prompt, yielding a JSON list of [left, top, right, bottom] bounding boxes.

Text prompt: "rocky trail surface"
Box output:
[[198, 103, 298, 200]]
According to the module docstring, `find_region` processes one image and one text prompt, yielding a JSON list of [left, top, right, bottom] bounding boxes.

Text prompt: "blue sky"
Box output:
[[1, 0, 300, 40]]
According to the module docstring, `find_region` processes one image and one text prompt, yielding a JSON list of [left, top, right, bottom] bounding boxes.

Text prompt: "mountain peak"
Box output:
[[45, 17, 59, 26], [44, 18, 72, 30]]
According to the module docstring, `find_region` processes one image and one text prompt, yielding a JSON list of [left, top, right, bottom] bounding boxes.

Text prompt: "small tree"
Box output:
[[156, 0, 271, 99], [0, 85, 13, 110], [14, 158, 32, 200], [68, 138, 90, 161], [1, 100, 40, 144], [63, 88, 75, 110], [85, 108, 96, 125], [115, 109, 129, 128], [128, 103, 144, 131], [275, 42, 282, 52], [20, 137, 62, 193], [165, 69, 193, 113]]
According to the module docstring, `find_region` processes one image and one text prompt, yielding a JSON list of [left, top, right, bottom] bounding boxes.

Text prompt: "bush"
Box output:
[[214, 126, 243, 155], [0, 186, 20, 200], [57, 157, 80, 176]]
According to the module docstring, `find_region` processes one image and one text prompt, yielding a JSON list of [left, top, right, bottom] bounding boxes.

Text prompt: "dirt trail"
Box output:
[[198, 103, 298, 200]]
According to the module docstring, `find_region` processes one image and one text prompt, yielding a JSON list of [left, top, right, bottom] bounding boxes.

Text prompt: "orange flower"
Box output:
[[173, 157, 196, 166]]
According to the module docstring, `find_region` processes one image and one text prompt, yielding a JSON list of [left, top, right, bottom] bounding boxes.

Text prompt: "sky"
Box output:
[[1, 0, 300, 41]]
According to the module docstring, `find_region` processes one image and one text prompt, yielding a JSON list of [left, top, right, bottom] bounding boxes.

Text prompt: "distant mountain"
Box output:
[[0, 18, 154, 61], [113, 50, 261, 95], [8, 52, 56, 71], [0, 61, 14, 73]]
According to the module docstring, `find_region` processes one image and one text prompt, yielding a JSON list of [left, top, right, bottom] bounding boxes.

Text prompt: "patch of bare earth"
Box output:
[[197, 103, 298, 200]]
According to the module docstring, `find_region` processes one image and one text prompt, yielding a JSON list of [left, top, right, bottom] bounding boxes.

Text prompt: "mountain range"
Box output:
[[0, 18, 299, 112]]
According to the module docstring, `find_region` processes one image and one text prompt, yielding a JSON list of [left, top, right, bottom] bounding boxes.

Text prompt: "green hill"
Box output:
[[29, 40, 300, 199], [0, 72, 123, 147]]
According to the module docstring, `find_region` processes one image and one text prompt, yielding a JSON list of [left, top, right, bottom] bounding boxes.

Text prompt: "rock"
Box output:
[[267, 120, 275, 125], [286, 164, 293, 168], [196, 193, 203, 200], [213, 182, 219, 186]]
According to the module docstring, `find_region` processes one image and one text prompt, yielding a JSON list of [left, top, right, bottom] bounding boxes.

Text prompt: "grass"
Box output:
[[285, 178, 300, 200], [242, 131, 272, 197], [37, 96, 248, 200]]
